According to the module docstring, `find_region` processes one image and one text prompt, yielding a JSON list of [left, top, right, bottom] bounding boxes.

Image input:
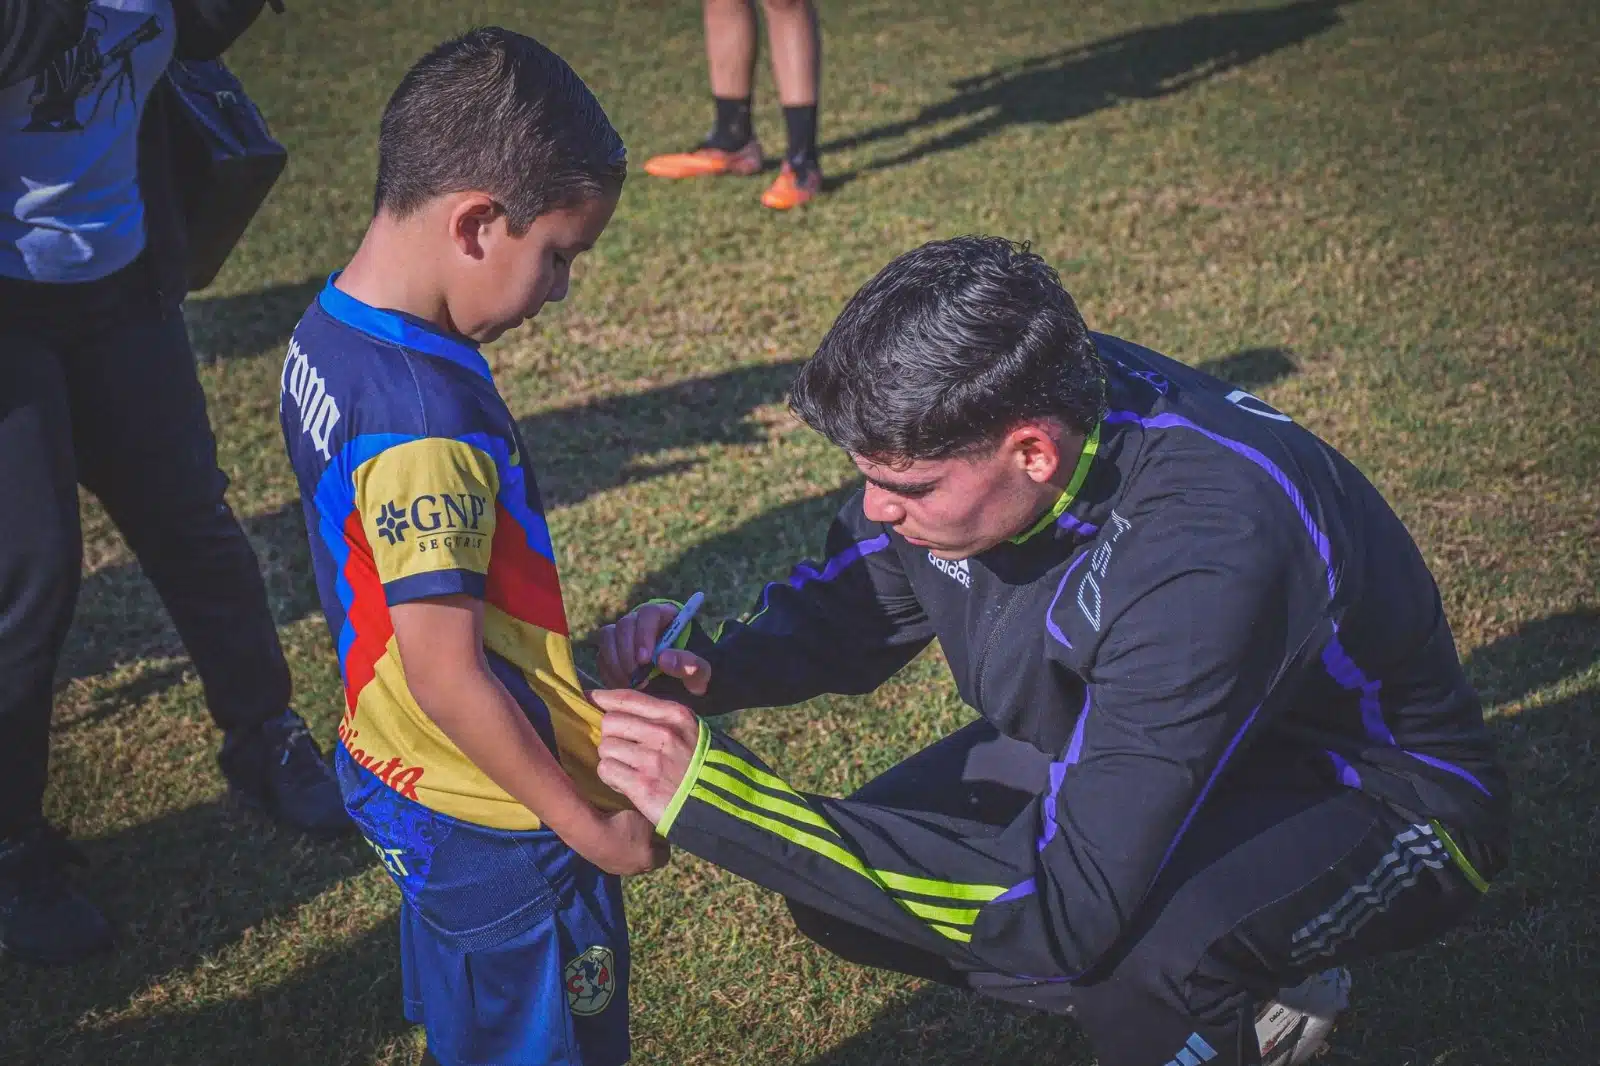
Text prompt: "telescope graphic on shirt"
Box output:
[[25, 13, 164, 134]]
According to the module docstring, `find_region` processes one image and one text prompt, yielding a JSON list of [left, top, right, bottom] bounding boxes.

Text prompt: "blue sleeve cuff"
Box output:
[[383, 569, 487, 606]]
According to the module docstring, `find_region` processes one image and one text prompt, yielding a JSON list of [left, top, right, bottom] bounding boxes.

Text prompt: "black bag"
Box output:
[[164, 57, 287, 292]]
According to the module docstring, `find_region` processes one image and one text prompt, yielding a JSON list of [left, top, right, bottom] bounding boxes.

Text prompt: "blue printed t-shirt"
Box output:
[[0, 0, 174, 282], [280, 277, 626, 830]]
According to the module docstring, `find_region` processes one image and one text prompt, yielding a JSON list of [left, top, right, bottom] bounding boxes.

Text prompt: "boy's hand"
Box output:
[[595, 603, 712, 694], [392, 596, 669, 876], [587, 809, 672, 876]]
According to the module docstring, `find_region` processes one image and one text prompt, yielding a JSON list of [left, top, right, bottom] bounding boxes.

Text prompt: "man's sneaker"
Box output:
[[760, 160, 823, 210], [1256, 967, 1351, 1065], [0, 823, 114, 965], [219, 710, 351, 838], [643, 139, 763, 179]]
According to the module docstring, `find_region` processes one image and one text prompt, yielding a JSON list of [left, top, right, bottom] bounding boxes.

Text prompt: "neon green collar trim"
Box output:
[[1010, 423, 1101, 545]]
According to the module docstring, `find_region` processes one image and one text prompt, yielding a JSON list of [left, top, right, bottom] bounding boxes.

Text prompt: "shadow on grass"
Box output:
[[825, 0, 1355, 183], [801, 984, 1088, 1066], [56, 504, 322, 716], [514, 358, 804, 509], [0, 799, 387, 1066], [183, 276, 325, 365], [59, 919, 409, 1066], [1192, 346, 1297, 392], [624, 483, 857, 616]]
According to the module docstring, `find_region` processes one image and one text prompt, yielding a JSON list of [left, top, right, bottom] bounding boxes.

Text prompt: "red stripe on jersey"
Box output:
[[485, 501, 570, 636], [340, 512, 396, 712]]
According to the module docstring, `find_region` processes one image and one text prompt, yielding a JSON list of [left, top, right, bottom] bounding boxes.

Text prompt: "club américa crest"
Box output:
[[564, 945, 616, 1016]]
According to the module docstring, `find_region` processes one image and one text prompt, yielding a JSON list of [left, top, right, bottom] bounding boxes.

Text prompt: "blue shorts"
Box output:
[[337, 748, 630, 1066]]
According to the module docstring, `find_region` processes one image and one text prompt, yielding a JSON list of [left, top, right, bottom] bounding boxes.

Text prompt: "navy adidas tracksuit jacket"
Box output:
[[651, 333, 1509, 983]]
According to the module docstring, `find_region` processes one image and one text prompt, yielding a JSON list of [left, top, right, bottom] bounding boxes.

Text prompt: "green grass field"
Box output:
[[4, 0, 1596, 1062]]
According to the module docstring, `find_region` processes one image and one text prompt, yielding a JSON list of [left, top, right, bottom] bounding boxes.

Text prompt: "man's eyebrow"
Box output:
[[864, 473, 940, 495]]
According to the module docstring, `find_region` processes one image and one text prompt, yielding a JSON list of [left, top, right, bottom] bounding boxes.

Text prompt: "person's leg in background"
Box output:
[[644, 0, 824, 208], [0, 323, 116, 965], [62, 264, 347, 838], [644, 0, 765, 180], [706, 0, 760, 152], [758, 0, 824, 209]]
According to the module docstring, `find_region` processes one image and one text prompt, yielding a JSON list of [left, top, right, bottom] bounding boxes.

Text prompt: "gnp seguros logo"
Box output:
[[374, 492, 489, 552]]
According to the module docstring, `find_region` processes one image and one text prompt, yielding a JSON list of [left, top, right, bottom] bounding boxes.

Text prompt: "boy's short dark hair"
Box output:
[[375, 27, 626, 232], [789, 236, 1106, 462]]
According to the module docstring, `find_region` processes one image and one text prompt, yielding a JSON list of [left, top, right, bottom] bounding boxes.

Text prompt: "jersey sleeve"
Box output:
[[351, 437, 501, 605]]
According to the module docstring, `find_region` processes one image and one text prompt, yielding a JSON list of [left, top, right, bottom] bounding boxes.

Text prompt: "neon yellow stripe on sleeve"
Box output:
[[927, 923, 973, 943], [691, 782, 875, 881], [874, 868, 1008, 903], [702, 747, 1011, 903], [698, 767, 989, 926], [705, 749, 811, 801], [697, 765, 840, 836], [690, 785, 971, 941], [897, 899, 984, 926]]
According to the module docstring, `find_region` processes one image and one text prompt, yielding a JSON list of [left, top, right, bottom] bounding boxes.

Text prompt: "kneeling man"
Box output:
[[593, 236, 1509, 1066]]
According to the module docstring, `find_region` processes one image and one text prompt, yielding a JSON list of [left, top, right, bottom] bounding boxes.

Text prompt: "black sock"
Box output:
[[707, 96, 753, 150], [782, 104, 819, 170]]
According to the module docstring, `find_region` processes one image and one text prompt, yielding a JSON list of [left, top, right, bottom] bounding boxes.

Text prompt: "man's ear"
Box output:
[[1006, 421, 1064, 484], [446, 193, 501, 260]]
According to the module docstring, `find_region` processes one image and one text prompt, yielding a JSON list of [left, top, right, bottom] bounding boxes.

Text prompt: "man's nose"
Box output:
[[861, 484, 903, 525]]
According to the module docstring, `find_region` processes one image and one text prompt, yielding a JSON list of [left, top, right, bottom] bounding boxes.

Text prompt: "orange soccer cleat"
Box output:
[[642, 140, 763, 179], [759, 161, 823, 210]]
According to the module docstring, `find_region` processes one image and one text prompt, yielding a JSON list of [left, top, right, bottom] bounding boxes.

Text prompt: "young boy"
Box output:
[[278, 28, 665, 1066]]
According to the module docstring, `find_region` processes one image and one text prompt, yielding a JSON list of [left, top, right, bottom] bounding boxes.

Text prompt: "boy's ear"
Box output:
[[446, 193, 502, 260]]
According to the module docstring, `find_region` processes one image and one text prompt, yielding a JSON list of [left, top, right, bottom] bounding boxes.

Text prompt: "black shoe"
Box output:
[[0, 823, 114, 965], [219, 710, 351, 838]]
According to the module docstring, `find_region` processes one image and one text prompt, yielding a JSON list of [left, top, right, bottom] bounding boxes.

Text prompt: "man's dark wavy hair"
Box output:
[[789, 236, 1105, 462]]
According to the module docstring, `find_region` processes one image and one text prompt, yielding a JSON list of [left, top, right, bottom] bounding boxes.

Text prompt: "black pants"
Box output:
[[0, 257, 291, 838], [783, 721, 1491, 1066]]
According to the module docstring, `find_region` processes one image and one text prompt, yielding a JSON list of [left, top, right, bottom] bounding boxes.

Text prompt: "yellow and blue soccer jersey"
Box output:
[[280, 276, 624, 830]]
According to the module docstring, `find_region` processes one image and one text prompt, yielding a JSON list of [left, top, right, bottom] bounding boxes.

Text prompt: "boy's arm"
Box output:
[[352, 436, 663, 874], [392, 595, 666, 876], [598, 488, 934, 712]]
